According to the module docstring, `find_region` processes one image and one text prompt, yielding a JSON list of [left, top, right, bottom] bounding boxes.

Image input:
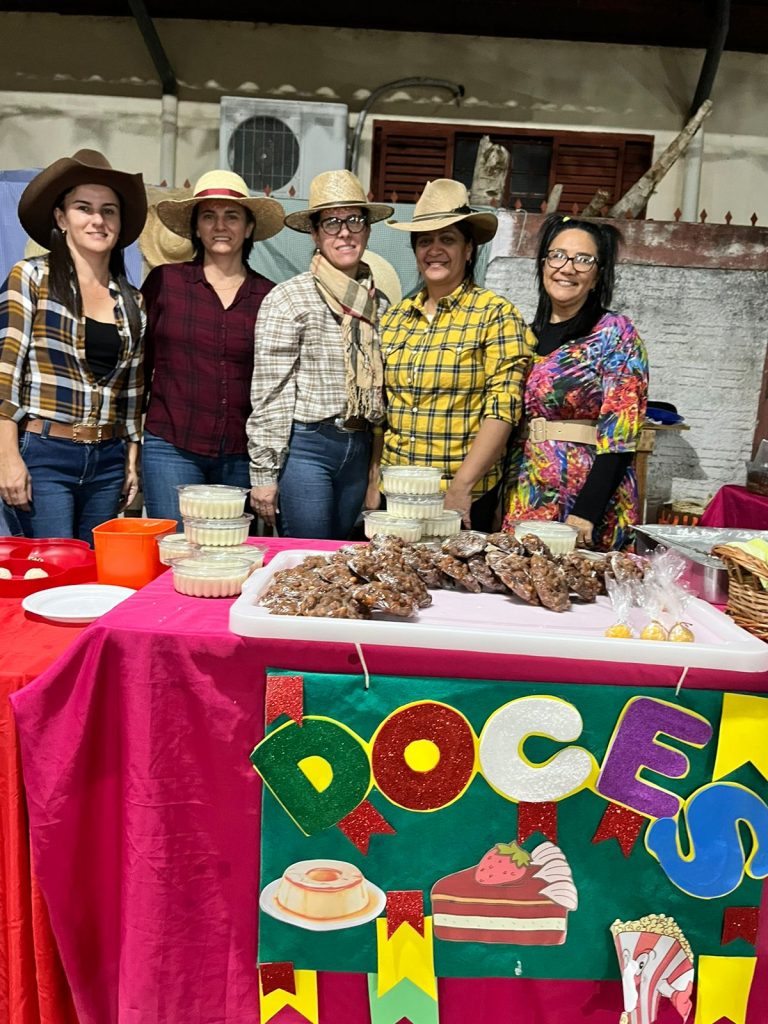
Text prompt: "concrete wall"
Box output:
[[1, 13, 767, 222]]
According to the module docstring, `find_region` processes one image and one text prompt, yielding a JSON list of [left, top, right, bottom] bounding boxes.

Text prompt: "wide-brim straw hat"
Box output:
[[139, 186, 196, 268], [18, 148, 147, 248], [363, 250, 402, 306], [388, 178, 497, 244], [156, 170, 285, 241], [284, 170, 394, 233]]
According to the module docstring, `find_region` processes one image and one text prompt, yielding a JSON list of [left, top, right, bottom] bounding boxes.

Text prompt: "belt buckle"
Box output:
[[529, 418, 547, 443], [72, 422, 100, 444], [333, 416, 352, 432]]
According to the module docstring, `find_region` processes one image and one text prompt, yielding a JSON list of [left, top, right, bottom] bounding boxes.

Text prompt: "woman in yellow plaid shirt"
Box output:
[[375, 180, 536, 530]]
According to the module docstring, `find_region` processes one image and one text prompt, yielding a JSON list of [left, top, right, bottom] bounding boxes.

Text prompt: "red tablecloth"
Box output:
[[700, 483, 768, 529], [9, 538, 768, 1024], [1, 597, 84, 1024]]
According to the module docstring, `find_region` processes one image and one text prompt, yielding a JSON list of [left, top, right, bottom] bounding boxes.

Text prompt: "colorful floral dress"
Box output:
[[503, 311, 648, 550]]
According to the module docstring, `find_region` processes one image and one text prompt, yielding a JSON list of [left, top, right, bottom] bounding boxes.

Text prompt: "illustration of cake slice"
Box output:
[[260, 858, 386, 931], [431, 840, 578, 945]]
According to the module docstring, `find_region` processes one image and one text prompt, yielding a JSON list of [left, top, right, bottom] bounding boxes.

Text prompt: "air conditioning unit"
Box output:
[[219, 97, 349, 199]]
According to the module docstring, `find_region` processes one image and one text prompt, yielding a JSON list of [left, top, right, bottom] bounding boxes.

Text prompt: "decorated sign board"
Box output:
[[251, 671, 767, 1024]]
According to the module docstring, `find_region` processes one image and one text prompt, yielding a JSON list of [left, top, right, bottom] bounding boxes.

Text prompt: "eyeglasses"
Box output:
[[544, 249, 598, 272], [318, 215, 369, 235]]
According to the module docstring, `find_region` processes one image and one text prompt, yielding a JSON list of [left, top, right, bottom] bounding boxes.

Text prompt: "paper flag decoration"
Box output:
[[338, 799, 396, 854], [694, 955, 756, 1024], [259, 962, 296, 997], [517, 801, 558, 843], [713, 693, 768, 783], [386, 890, 425, 939], [376, 916, 437, 999], [266, 674, 304, 727], [259, 964, 318, 1024], [611, 914, 694, 1024], [592, 802, 645, 857], [368, 975, 439, 1024], [721, 906, 760, 947]]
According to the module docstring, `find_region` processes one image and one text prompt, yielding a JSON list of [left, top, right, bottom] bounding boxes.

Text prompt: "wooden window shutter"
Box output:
[[551, 136, 653, 215], [371, 122, 452, 202]]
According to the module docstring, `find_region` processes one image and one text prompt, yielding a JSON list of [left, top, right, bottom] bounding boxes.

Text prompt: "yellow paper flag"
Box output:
[[713, 694, 768, 782], [376, 917, 437, 1000], [694, 955, 756, 1024], [260, 968, 319, 1024]]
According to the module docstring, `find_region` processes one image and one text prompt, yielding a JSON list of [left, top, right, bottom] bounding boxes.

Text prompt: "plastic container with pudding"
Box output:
[[363, 511, 423, 542], [420, 510, 462, 539], [172, 556, 252, 598], [198, 543, 266, 570], [183, 514, 253, 547], [381, 466, 443, 496], [386, 494, 445, 520], [92, 517, 177, 589], [511, 520, 578, 555], [157, 533, 200, 565], [177, 484, 249, 519]]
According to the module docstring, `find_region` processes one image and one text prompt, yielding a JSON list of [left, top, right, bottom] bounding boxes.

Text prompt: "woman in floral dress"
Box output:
[[503, 215, 648, 550]]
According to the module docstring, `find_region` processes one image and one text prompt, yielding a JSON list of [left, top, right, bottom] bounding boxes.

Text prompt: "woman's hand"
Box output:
[[364, 481, 382, 510], [250, 484, 279, 528], [119, 464, 140, 511], [444, 480, 473, 528], [566, 513, 594, 547], [0, 452, 32, 510]]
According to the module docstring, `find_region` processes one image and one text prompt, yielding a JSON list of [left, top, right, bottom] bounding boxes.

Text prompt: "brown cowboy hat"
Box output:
[[18, 148, 147, 248], [156, 170, 285, 241], [284, 170, 394, 233], [387, 178, 497, 244]]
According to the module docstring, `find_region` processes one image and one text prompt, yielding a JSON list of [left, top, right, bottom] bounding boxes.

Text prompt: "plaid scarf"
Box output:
[[311, 252, 385, 423]]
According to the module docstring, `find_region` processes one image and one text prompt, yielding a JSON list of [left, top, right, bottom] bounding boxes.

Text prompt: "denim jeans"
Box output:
[[6, 428, 126, 545], [142, 430, 251, 527], [277, 420, 371, 540]]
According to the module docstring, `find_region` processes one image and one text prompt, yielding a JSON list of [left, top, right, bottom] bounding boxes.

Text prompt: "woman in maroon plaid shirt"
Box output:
[[140, 171, 285, 526]]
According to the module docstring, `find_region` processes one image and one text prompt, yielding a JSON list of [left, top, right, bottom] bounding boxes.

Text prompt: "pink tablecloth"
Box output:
[[700, 483, 768, 529], [10, 538, 768, 1024]]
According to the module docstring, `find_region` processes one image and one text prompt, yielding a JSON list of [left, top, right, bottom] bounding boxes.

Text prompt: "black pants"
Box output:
[[469, 481, 502, 532]]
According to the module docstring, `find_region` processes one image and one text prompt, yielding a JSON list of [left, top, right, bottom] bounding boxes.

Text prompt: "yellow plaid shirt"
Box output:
[[380, 282, 535, 496]]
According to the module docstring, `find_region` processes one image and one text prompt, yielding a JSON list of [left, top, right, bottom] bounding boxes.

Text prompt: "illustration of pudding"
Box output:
[[275, 860, 369, 920]]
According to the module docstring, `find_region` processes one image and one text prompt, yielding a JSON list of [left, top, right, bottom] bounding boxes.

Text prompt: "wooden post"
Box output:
[[545, 184, 563, 213], [581, 188, 612, 217], [470, 136, 510, 207]]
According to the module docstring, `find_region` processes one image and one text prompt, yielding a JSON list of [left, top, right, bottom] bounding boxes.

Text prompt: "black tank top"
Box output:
[[85, 317, 121, 380]]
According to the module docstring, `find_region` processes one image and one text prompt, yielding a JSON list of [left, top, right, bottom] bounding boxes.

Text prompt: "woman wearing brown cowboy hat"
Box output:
[[140, 170, 285, 526], [246, 170, 393, 539], [0, 149, 147, 542], [377, 179, 536, 530]]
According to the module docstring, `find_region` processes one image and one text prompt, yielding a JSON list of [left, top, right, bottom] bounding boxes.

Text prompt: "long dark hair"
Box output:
[[410, 220, 478, 285], [46, 187, 142, 343], [532, 214, 621, 337], [190, 204, 255, 264]]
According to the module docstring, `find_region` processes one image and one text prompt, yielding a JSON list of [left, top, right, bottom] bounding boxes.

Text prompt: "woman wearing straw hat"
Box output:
[[246, 170, 393, 539], [140, 170, 284, 525], [0, 149, 147, 541], [379, 179, 536, 530]]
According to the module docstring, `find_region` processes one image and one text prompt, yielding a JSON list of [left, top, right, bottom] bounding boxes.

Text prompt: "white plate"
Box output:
[[260, 878, 385, 932], [22, 584, 136, 623]]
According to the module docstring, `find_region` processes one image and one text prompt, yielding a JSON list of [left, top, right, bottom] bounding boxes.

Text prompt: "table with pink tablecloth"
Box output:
[[700, 483, 768, 529], [10, 538, 768, 1024]]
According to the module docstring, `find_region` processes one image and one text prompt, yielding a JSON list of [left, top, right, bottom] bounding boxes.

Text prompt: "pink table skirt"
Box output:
[[10, 538, 768, 1023], [700, 483, 768, 529]]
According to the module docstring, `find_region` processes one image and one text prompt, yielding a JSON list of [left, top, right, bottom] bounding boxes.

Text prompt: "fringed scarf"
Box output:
[[311, 252, 385, 423]]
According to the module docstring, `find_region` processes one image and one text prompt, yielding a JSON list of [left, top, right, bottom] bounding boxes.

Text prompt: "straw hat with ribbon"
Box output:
[[156, 170, 285, 241], [388, 178, 497, 244], [17, 148, 147, 248], [284, 170, 394, 233], [138, 185, 196, 269]]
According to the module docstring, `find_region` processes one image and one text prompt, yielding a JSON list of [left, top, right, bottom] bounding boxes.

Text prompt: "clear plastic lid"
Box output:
[[182, 514, 254, 528], [381, 466, 443, 495], [176, 484, 249, 497], [198, 543, 266, 564], [512, 520, 578, 538], [172, 556, 252, 578], [387, 494, 445, 507]]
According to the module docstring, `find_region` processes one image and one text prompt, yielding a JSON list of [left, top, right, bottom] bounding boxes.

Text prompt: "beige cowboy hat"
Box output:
[[388, 178, 497, 244], [156, 170, 285, 241], [284, 170, 394, 233], [138, 185, 196, 268], [18, 148, 147, 248], [363, 250, 402, 306]]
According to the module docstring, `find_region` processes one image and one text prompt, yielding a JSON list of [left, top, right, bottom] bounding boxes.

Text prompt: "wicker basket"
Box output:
[[712, 544, 768, 640]]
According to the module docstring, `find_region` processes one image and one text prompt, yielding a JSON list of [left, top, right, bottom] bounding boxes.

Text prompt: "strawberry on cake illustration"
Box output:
[[431, 839, 578, 945]]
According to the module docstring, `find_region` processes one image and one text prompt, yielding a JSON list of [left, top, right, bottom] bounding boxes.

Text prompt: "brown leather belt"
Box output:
[[22, 418, 126, 444], [320, 416, 369, 433], [519, 417, 598, 445]]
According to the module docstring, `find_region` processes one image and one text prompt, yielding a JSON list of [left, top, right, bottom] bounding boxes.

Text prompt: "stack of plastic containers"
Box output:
[[363, 467, 462, 543]]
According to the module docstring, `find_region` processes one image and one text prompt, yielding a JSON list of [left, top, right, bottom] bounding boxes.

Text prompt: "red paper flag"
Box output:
[[259, 961, 297, 997], [517, 801, 558, 844], [722, 906, 760, 946], [592, 802, 645, 857], [386, 890, 425, 939], [266, 674, 304, 727], [338, 799, 396, 854]]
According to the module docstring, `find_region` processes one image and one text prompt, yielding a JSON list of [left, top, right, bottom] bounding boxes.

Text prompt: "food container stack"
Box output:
[[363, 467, 461, 542], [160, 485, 266, 597]]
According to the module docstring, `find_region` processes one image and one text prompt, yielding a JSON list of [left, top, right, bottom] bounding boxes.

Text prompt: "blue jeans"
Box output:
[[6, 428, 126, 545], [277, 420, 371, 540], [142, 430, 251, 527]]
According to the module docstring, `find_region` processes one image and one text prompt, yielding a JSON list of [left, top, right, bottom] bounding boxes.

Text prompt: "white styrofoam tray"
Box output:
[[229, 550, 768, 672]]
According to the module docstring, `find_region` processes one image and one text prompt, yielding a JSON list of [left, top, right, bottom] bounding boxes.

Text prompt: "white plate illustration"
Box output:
[[22, 584, 136, 623], [260, 878, 386, 932]]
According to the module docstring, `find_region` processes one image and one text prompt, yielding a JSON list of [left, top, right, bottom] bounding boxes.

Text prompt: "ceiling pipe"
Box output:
[[348, 77, 465, 178], [128, 0, 178, 186]]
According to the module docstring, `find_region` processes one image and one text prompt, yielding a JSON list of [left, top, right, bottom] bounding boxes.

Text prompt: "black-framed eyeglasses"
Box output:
[[318, 215, 369, 235], [544, 249, 598, 272]]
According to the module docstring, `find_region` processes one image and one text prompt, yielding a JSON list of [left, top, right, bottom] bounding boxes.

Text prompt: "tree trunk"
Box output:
[[470, 136, 510, 206]]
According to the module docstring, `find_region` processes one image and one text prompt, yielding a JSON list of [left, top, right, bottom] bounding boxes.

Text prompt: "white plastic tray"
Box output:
[[229, 550, 768, 673]]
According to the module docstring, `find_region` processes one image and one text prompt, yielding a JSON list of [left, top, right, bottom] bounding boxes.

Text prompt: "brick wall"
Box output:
[[486, 212, 768, 519]]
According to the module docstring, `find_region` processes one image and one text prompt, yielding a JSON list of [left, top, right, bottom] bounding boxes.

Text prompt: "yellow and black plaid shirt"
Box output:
[[0, 257, 146, 440], [380, 282, 536, 496]]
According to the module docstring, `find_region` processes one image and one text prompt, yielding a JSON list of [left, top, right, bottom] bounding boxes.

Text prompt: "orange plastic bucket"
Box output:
[[92, 518, 177, 589]]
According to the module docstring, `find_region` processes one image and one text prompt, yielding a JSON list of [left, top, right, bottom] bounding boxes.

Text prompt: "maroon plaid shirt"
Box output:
[[142, 261, 274, 456]]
